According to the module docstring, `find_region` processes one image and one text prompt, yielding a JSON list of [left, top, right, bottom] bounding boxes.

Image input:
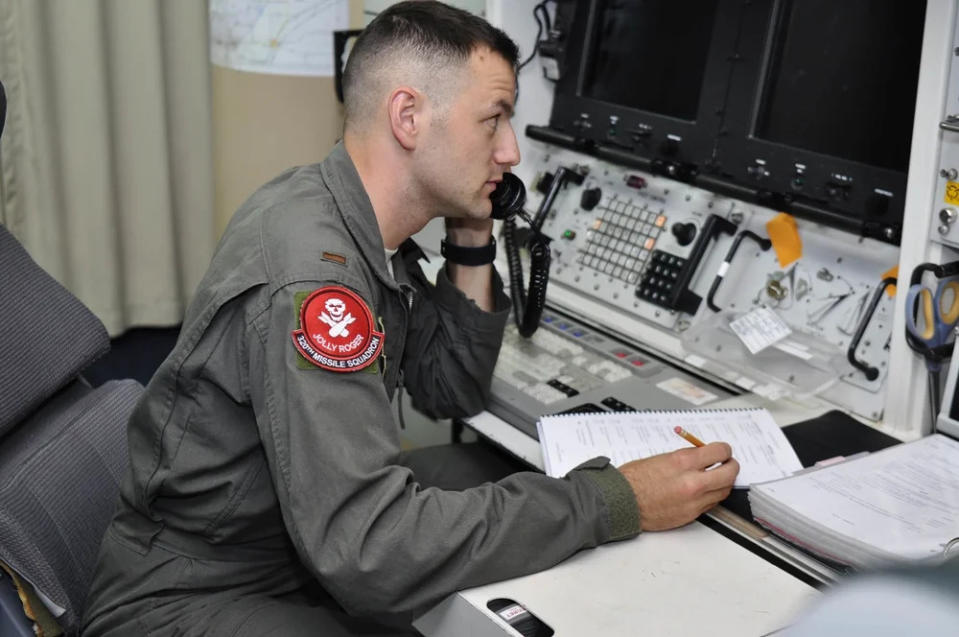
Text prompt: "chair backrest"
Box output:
[[0, 226, 111, 433], [0, 222, 143, 635]]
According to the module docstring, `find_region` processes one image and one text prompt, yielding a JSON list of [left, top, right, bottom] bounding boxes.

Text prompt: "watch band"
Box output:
[[440, 236, 496, 266]]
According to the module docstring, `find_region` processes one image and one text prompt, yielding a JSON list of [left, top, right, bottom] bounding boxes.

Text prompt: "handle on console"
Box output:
[[666, 214, 737, 315], [706, 230, 773, 313]]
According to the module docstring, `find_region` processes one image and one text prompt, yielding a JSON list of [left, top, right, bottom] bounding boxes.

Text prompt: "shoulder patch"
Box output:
[[291, 286, 384, 372]]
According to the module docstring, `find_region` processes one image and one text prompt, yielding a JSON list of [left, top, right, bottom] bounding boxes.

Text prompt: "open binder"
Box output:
[[748, 434, 959, 569]]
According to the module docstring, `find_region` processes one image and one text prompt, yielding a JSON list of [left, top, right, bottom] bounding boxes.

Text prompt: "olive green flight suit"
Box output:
[[82, 143, 639, 636]]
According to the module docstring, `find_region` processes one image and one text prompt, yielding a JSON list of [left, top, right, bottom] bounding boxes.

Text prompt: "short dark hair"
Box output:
[[343, 1, 519, 129]]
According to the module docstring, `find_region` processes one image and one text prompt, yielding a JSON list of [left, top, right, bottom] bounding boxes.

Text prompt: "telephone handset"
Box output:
[[490, 172, 529, 221], [491, 169, 582, 337]]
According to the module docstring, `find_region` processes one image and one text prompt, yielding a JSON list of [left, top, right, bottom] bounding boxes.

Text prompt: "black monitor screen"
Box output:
[[754, 0, 925, 172], [583, 0, 719, 122]]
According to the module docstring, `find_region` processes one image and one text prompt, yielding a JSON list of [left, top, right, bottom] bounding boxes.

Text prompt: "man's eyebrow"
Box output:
[[495, 99, 515, 117]]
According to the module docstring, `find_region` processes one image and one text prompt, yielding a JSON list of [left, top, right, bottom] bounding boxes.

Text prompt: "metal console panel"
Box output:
[[508, 142, 898, 422], [489, 310, 733, 439]]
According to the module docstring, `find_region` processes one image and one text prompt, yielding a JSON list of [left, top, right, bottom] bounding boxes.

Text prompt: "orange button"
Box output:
[[644, 237, 656, 250], [655, 215, 667, 228], [593, 219, 603, 230]]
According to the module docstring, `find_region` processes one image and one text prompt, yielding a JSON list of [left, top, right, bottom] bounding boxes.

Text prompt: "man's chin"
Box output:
[[444, 197, 492, 220], [466, 201, 493, 220]]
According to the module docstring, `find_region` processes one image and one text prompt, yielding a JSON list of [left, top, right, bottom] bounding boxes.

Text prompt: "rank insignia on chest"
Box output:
[[291, 286, 384, 372]]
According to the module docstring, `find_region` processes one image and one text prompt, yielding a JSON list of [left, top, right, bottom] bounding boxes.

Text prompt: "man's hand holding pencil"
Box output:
[[617, 427, 739, 531]]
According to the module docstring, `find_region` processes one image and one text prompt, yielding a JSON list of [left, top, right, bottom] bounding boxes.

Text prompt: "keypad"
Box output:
[[494, 321, 642, 405], [601, 397, 636, 412], [575, 198, 666, 284], [547, 378, 580, 397], [636, 250, 686, 307]]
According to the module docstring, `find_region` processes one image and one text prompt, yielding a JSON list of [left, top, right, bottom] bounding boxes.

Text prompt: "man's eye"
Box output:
[[486, 115, 500, 131]]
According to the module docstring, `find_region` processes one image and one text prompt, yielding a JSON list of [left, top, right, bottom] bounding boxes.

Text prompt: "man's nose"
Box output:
[[495, 123, 521, 167]]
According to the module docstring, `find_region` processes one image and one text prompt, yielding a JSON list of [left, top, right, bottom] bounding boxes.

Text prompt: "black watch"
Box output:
[[440, 236, 496, 266]]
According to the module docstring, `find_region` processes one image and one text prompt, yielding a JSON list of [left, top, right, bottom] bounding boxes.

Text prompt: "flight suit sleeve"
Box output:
[[246, 277, 639, 617], [401, 263, 511, 419]]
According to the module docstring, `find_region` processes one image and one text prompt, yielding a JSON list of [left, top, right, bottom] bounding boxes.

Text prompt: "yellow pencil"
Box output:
[[674, 425, 705, 448]]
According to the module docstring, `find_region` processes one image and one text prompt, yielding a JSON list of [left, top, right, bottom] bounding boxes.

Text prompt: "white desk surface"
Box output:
[[414, 519, 819, 637], [415, 395, 831, 637]]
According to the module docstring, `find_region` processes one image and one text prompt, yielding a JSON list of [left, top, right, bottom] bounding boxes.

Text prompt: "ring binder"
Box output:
[[544, 406, 760, 420], [944, 537, 959, 559], [748, 434, 959, 569]]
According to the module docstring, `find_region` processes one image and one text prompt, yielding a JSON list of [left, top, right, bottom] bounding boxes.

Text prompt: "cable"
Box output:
[[503, 216, 551, 337], [517, 12, 544, 70], [502, 166, 582, 338], [517, 1, 555, 72]]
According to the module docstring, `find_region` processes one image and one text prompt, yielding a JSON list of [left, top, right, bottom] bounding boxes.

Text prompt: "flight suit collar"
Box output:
[[320, 142, 399, 292]]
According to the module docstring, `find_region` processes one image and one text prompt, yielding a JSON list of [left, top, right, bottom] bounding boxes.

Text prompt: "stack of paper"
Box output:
[[748, 434, 959, 568], [536, 407, 802, 488]]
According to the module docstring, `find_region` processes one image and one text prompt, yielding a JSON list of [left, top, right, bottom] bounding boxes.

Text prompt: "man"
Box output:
[[82, 2, 739, 635]]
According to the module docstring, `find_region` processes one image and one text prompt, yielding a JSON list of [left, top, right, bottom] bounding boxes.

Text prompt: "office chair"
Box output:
[[0, 79, 144, 637]]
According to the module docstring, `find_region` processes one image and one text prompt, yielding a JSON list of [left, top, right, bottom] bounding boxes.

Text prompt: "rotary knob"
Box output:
[[580, 187, 602, 211], [671, 222, 697, 246]]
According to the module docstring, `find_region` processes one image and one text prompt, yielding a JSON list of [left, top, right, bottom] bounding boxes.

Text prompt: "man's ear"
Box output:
[[388, 87, 422, 151]]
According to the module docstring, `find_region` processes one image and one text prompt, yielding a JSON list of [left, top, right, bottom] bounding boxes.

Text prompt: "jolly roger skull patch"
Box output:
[[291, 286, 384, 372]]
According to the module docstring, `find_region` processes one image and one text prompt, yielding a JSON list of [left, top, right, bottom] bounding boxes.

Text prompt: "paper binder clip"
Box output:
[[944, 537, 959, 560]]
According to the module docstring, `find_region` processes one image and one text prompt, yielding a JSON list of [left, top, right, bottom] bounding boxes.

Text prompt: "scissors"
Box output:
[[904, 278, 959, 369], [905, 275, 959, 428]]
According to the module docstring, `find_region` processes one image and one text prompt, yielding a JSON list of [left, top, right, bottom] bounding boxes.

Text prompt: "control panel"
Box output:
[[931, 17, 959, 248], [514, 142, 900, 421]]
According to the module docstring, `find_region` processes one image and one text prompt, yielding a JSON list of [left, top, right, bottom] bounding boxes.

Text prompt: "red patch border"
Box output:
[[291, 286, 384, 372]]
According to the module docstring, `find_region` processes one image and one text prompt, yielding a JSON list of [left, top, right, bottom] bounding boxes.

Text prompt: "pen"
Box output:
[[674, 425, 705, 448]]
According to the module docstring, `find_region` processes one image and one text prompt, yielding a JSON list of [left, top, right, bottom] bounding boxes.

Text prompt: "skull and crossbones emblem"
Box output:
[[318, 296, 356, 338]]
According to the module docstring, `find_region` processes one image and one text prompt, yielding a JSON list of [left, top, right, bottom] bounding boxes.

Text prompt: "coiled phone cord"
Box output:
[[503, 215, 551, 337]]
